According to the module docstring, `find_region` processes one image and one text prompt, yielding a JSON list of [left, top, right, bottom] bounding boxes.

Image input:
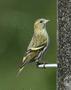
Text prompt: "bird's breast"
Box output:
[[35, 29, 49, 46]]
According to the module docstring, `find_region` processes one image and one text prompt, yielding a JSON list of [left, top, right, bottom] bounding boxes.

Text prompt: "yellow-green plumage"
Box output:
[[18, 18, 50, 74]]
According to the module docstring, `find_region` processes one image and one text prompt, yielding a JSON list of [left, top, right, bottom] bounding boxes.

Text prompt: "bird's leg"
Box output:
[[36, 61, 48, 69], [36, 62, 42, 66]]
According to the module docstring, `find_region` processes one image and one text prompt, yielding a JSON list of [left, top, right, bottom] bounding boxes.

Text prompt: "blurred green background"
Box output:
[[0, 0, 57, 90]]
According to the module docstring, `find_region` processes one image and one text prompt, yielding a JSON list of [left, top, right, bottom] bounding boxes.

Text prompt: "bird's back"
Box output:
[[21, 29, 49, 64], [27, 29, 49, 50]]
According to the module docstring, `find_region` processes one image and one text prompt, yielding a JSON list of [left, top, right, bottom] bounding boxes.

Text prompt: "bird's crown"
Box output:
[[34, 18, 50, 25], [34, 18, 50, 30]]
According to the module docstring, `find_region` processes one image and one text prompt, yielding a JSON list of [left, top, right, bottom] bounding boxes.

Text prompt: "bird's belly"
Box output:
[[36, 33, 49, 46]]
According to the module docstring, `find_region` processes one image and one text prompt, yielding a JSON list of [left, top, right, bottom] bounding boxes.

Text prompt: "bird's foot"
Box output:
[[36, 62, 48, 69]]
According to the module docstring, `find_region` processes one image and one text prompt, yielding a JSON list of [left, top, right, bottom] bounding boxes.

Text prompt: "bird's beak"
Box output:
[[45, 20, 50, 23]]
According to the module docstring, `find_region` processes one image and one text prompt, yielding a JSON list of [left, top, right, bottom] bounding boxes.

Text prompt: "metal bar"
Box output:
[[38, 64, 57, 68]]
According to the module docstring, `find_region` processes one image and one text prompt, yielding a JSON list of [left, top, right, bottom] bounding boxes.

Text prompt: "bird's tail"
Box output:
[[17, 56, 27, 76], [17, 66, 24, 76]]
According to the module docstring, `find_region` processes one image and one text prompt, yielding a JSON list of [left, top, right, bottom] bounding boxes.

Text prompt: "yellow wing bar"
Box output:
[[30, 45, 44, 51]]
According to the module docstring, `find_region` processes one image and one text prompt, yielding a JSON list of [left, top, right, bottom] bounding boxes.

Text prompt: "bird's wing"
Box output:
[[17, 42, 47, 76], [27, 33, 48, 51], [29, 46, 44, 50], [26, 43, 46, 53], [21, 44, 46, 68], [18, 34, 48, 75]]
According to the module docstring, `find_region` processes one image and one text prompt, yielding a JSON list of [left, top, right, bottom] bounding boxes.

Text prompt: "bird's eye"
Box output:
[[40, 20, 43, 23]]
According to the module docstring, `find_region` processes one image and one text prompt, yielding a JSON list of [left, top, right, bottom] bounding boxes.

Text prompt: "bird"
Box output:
[[18, 18, 50, 74]]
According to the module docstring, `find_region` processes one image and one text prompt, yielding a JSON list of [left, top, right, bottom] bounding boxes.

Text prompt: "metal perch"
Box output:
[[38, 64, 57, 68]]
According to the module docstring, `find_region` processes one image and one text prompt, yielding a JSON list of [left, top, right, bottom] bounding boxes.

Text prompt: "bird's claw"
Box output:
[[36, 62, 48, 69]]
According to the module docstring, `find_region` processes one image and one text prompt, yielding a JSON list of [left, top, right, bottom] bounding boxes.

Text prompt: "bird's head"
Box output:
[[34, 18, 50, 30]]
